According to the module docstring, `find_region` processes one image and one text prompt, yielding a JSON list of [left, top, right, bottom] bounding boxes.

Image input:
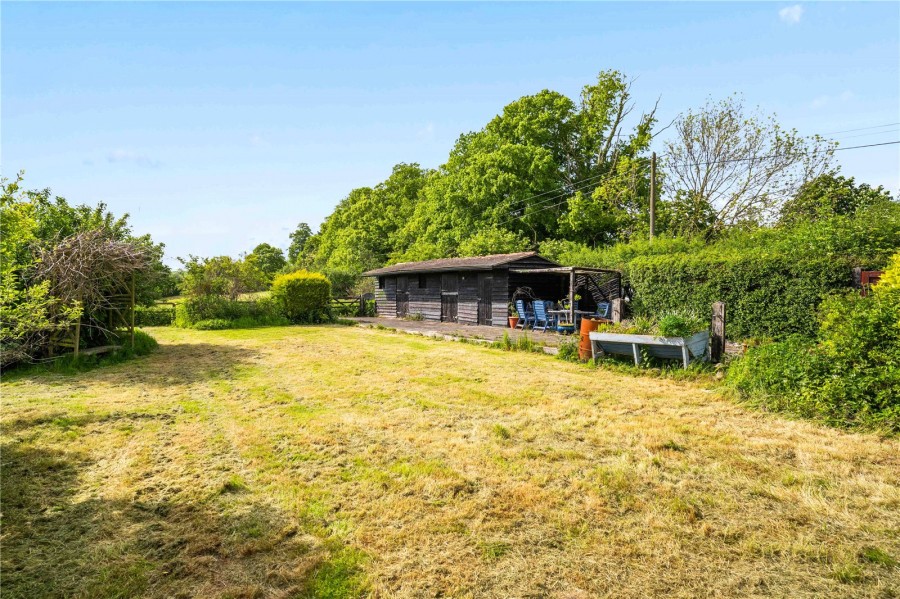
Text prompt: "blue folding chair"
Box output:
[[515, 299, 534, 329], [594, 301, 611, 319], [533, 300, 553, 332]]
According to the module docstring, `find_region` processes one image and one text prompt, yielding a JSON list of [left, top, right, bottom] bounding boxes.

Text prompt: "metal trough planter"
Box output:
[[588, 330, 709, 369]]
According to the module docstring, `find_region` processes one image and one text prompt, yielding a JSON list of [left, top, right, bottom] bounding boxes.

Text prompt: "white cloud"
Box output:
[[107, 149, 161, 168], [779, 4, 804, 24], [810, 90, 856, 109], [249, 133, 266, 147], [417, 122, 436, 140]]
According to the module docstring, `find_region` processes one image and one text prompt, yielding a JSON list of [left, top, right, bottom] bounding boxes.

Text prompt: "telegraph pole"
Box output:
[[649, 151, 657, 242]]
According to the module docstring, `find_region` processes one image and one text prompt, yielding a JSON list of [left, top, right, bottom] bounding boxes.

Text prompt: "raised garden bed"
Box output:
[[589, 330, 709, 368]]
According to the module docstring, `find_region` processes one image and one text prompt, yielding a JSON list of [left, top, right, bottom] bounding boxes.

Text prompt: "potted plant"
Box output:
[[508, 302, 519, 329]]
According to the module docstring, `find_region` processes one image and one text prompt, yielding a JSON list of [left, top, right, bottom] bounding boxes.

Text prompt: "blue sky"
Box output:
[[3, 2, 898, 265]]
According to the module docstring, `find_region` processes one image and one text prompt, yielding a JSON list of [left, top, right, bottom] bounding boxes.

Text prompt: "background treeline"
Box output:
[[288, 72, 872, 279]]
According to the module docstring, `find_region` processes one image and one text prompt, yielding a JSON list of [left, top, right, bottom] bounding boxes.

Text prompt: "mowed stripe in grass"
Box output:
[[2, 325, 898, 598]]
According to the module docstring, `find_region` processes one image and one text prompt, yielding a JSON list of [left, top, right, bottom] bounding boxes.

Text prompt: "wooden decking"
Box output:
[[351, 317, 569, 351]]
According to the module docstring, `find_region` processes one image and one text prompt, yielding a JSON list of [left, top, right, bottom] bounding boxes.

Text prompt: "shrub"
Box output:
[[190, 319, 233, 330], [174, 295, 287, 329], [270, 271, 332, 323], [556, 337, 580, 362], [2, 329, 158, 377], [134, 305, 175, 327], [657, 312, 707, 338], [727, 254, 900, 432], [130, 329, 159, 355]]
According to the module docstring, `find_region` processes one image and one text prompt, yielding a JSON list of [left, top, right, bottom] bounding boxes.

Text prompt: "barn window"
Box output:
[[418, 274, 427, 289], [378, 277, 384, 289]]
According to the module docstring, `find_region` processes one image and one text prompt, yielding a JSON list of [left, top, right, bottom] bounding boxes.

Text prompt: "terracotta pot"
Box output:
[[509, 316, 520, 329]]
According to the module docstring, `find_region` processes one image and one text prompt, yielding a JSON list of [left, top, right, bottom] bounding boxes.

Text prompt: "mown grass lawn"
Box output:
[[2, 325, 898, 598]]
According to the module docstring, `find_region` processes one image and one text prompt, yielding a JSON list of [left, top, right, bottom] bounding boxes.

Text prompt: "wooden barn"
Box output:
[[363, 252, 621, 327]]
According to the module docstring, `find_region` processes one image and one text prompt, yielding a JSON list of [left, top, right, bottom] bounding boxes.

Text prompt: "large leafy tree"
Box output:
[[287, 222, 313, 263], [310, 163, 430, 272], [393, 70, 658, 258], [246, 243, 286, 281], [178, 255, 266, 300]]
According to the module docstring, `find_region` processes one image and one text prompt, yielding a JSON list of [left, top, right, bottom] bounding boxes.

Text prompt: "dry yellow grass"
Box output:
[[2, 325, 898, 598]]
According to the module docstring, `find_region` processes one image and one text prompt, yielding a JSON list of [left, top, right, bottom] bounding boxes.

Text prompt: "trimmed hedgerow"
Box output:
[[542, 202, 900, 341], [270, 271, 332, 323], [134, 305, 175, 327], [626, 250, 853, 340]]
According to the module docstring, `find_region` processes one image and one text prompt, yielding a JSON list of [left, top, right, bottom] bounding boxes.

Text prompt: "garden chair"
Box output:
[[515, 300, 534, 329], [532, 300, 553, 332], [594, 301, 611, 320]]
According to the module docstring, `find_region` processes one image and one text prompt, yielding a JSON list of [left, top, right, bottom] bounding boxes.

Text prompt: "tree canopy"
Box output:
[[295, 70, 664, 273], [246, 243, 286, 282]]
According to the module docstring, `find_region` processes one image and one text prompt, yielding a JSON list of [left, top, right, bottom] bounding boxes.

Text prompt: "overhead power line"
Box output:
[[503, 164, 651, 220], [664, 140, 899, 168], [828, 128, 899, 141], [499, 164, 651, 227], [501, 170, 621, 212], [834, 140, 900, 151], [496, 140, 898, 226], [819, 122, 899, 135]]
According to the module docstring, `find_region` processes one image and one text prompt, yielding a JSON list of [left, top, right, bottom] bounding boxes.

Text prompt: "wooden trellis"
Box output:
[[51, 275, 135, 358]]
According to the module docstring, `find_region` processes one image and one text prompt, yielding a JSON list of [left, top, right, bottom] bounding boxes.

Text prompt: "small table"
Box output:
[[550, 309, 597, 327]]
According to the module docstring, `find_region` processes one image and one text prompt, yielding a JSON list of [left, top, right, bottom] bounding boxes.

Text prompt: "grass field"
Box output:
[[2, 325, 898, 598]]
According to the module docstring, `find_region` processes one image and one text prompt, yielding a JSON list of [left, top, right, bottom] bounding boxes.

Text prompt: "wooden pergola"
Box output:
[[509, 266, 621, 324]]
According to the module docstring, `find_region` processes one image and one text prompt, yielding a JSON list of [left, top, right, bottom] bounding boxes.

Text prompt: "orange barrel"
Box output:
[[579, 318, 601, 361]]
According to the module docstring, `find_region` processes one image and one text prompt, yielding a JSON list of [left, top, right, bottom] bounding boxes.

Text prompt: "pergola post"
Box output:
[[130, 273, 135, 350], [568, 269, 575, 324]]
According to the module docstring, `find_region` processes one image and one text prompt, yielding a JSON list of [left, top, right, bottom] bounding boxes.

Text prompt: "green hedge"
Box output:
[[543, 203, 900, 342], [727, 259, 900, 432], [626, 251, 853, 340], [134, 305, 175, 327], [271, 271, 331, 323], [174, 295, 288, 329]]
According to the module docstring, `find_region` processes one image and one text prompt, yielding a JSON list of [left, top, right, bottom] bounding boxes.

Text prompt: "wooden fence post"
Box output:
[[359, 293, 374, 317], [611, 298, 624, 324], [711, 301, 726, 363], [130, 273, 136, 350]]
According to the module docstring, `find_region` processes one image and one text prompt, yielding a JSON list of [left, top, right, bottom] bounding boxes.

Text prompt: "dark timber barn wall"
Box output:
[[365, 252, 560, 327]]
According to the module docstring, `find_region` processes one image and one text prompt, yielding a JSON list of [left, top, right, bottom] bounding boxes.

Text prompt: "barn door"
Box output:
[[396, 276, 409, 317], [477, 273, 492, 325], [440, 273, 458, 323]]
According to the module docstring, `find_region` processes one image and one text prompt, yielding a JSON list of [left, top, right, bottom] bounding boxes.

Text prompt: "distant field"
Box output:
[[2, 325, 898, 598]]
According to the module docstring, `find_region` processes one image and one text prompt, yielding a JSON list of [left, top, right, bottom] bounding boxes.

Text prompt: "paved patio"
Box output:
[[351, 316, 571, 350]]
